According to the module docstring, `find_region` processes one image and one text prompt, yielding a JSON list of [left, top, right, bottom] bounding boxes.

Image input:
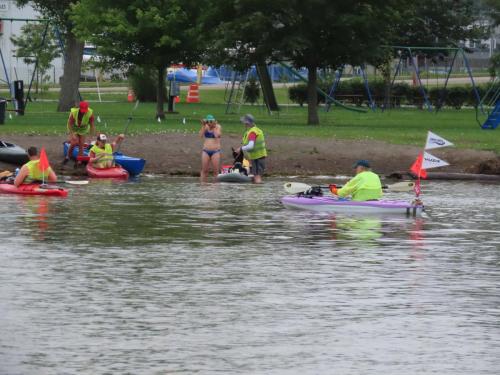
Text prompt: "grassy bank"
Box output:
[[0, 87, 497, 153]]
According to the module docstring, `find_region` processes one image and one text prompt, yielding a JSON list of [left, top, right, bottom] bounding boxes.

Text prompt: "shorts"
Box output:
[[68, 124, 90, 136], [250, 157, 266, 176]]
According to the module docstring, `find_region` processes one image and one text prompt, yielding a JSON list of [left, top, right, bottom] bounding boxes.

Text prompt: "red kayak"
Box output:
[[86, 164, 129, 179], [0, 183, 68, 197]]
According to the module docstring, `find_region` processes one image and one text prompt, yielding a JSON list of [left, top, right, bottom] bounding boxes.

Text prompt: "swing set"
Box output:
[[388, 46, 483, 113], [0, 17, 60, 115]]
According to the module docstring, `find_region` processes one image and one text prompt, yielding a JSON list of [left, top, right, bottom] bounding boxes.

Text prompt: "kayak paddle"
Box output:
[[284, 181, 415, 194], [116, 100, 140, 153]]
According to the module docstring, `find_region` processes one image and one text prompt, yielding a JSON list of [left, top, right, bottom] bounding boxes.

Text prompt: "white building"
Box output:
[[0, 0, 64, 87]]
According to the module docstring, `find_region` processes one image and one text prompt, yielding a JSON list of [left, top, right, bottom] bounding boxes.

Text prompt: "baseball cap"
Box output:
[[79, 101, 89, 113], [97, 134, 107, 142], [205, 114, 215, 122], [240, 114, 255, 125], [353, 160, 371, 169]]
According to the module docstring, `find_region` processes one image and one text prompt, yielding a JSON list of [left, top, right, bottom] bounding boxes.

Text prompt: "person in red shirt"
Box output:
[[64, 101, 96, 167]]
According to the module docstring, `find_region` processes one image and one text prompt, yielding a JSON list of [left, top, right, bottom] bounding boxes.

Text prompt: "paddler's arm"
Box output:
[[48, 168, 57, 183], [13, 165, 29, 187], [336, 175, 362, 198], [88, 150, 101, 164], [112, 134, 125, 151]]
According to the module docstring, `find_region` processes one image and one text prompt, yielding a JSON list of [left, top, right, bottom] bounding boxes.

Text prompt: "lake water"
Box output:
[[1, 177, 499, 374]]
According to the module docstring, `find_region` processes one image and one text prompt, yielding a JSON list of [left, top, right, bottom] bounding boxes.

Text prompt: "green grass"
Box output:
[[0, 87, 498, 153]]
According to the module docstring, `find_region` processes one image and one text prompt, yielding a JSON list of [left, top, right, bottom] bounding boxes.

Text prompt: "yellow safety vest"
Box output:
[[67, 107, 93, 135], [90, 143, 113, 168], [337, 171, 383, 201], [242, 126, 267, 160], [25, 159, 52, 182]]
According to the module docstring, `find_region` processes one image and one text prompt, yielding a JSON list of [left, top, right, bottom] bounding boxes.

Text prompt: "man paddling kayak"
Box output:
[[329, 160, 382, 201], [64, 101, 96, 167], [88, 133, 125, 168], [234, 114, 267, 184], [14, 147, 57, 187]]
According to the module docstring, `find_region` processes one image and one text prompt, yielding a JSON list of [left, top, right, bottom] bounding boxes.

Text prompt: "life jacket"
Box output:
[[242, 125, 267, 160], [89, 143, 113, 168], [25, 159, 51, 182], [67, 107, 93, 132], [337, 171, 383, 201]]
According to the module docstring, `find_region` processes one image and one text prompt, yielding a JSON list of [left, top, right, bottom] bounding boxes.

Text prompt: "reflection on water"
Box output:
[[0, 178, 499, 374]]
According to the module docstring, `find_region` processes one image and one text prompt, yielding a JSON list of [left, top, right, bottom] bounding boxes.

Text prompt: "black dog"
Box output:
[[231, 148, 248, 175]]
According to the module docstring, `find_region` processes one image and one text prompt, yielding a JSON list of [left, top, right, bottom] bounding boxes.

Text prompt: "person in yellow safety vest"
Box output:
[[329, 160, 383, 201], [14, 146, 57, 187], [88, 133, 125, 169], [64, 101, 96, 167], [235, 114, 267, 184]]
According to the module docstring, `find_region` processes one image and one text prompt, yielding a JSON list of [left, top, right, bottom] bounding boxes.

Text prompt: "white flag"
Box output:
[[425, 131, 454, 150], [422, 151, 449, 169]]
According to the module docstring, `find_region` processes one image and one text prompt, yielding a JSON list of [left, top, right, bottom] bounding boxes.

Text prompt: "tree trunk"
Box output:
[[57, 31, 84, 112], [382, 58, 392, 110], [256, 62, 279, 111], [156, 66, 166, 119], [306, 65, 319, 125]]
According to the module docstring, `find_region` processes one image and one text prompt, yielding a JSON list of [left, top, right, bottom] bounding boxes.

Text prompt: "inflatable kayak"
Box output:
[[0, 141, 29, 165], [0, 182, 68, 197], [282, 195, 423, 216], [216, 171, 253, 183], [63, 142, 145, 176], [86, 164, 129, 179]]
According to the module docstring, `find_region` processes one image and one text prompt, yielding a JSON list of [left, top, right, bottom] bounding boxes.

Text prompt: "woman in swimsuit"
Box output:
[[199, 114, 222, 182]]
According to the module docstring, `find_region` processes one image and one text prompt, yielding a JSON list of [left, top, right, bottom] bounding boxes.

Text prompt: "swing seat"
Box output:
[[481, 101, 500, 130]]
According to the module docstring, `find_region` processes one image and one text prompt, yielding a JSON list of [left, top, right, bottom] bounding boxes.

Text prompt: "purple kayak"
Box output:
[[281, 195, 423, 216]]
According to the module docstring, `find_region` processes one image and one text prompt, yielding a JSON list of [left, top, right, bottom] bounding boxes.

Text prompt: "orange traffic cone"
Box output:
[[127, 89, 135, 102], [186, 84, 199, 103]]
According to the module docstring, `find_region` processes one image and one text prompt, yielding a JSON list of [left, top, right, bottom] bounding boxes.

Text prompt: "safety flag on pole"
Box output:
[[425, 131, 454, 150], [38, 147, 50, 184], [422, 151, 449, 169], [410, 152, 427, 179]]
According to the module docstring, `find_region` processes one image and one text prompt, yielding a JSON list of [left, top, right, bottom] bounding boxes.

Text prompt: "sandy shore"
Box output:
[[1, 133, 498, 178]]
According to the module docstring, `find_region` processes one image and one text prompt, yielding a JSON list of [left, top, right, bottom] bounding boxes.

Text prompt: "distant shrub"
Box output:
[[288, 84, 308, 106], [128, 66, 164, 102], [244, 77, 260, 105]]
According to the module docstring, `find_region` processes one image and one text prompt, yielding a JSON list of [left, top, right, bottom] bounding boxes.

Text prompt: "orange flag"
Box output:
[[410, 152, 427, 179], [38, 147, 50, 172]]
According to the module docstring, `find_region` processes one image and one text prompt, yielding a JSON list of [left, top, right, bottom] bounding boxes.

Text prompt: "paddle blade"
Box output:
[[65, 180, 89, 185], [386, 181, 415, 192], [284, 182, 312, 194]]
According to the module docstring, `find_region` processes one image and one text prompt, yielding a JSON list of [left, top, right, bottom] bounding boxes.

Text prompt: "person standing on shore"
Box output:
[[64, 101, 95, 166], [329, 160, 382, 201], [235, 114, 267, 184], [199, 114, 222, 182]]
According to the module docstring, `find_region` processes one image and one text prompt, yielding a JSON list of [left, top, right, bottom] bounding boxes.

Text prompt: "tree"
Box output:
[[10, 22, 61, 93], [72, 0, 205, 119], [16, 0, 85, 112], [205, 0, 407, 125]]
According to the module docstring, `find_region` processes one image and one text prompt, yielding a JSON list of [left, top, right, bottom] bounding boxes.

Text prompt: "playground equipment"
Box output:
[[325, 64, 375, 112], [476, 77, 500, 129], [388, 46, 483, 113], [224, 64, 279, 115], [279, 62, 367, 113], [0, 17, 63, 114]]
